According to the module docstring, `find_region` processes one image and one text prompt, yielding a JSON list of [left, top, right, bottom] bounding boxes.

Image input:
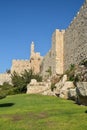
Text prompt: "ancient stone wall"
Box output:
[[4, 1, 87, 78], [52, 29, 65, 74], [41, 29, 65, 76], [41, 1, 87, 75], [40, 50, 52, 77], [11, 42, 43, 74], [64, 1, 87, 71], [30, 52, 43, 74], [11, 60, 31, 74], [0, 73, 11, 85]]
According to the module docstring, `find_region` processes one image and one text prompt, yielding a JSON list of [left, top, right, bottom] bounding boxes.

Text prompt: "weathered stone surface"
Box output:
[[54, 75, 75, 99], [68, 88, 77, 101], [64, 1, 87, 72], [59, 81, 75, 99], [42, 89, 55, 96], [54, 75, 67, 95], [27, 79, 54, 96], [76, 82, 87, 96], [30, 79, 37, 84], [40, 29, 65, 76], [76, 82, 87, 105], [62, 75, 67, 84], [75, 65, 87, 82]]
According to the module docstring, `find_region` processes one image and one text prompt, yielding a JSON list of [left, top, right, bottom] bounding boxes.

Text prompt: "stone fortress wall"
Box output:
[[0, 0, 87, 85], [64, 0, 87, 71], [0, 42, 43, 85], [41, 30, 65, 76], [11, 60, 31, 74], [0, 73, 11, 85], [11, 42, 43, 74], [41, 0, 87, 76]]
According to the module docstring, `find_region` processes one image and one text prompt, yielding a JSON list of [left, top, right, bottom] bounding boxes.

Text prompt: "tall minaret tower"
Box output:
[[31, 41, 35, 57]]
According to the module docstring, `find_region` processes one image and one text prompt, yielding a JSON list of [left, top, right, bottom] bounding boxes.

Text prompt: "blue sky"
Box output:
[[0, 0, 84, 73]]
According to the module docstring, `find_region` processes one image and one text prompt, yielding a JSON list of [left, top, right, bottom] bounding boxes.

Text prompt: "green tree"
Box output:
[[0, 82, 14, 99], [11, 70, 42, 94], [11, 71, 26, 93]]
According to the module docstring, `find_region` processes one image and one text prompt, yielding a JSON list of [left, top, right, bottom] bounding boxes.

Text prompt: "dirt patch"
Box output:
[[12, 114, 23, 122], [26, 112, 48, 120], [0, 113, 23, 122], [37, 112, 48, 119], [0, 111, 48, 122]]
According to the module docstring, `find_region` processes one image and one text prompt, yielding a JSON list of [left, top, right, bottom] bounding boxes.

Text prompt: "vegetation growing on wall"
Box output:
[[65, 60, 87, 84], [79, 59, 87, 67], [46, 66, 52, 76], [65, 64, 75, 81]]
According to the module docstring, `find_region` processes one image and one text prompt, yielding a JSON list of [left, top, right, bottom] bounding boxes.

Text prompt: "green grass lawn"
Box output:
[[0, 94, 87, 130]]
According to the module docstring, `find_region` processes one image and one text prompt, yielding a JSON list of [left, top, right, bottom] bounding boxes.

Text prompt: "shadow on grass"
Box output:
[[0, 103, 14, 107], [85, 110, 87, 113]]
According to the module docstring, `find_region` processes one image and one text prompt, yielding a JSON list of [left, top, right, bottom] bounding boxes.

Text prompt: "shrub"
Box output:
[[0, 82, 14, 96], [11, 70, 42, 94], [11, 71, 26, 93], [32, 74, 42, 82], [0, 92, 6, 99]]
